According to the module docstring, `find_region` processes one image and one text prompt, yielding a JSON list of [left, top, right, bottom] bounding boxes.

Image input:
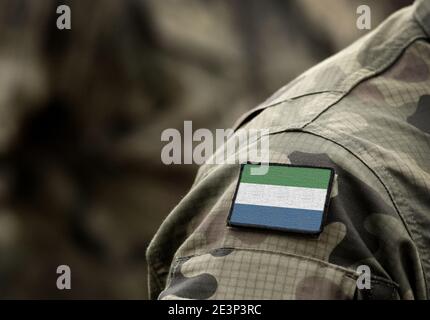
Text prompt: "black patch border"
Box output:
[[227, 162, 335, 236]]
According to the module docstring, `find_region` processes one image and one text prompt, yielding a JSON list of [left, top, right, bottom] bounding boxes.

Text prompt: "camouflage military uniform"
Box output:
[[147, 0, 430, 300]]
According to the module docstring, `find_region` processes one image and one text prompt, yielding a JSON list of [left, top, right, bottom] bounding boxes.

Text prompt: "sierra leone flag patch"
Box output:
[[227, 163, 334, 235]]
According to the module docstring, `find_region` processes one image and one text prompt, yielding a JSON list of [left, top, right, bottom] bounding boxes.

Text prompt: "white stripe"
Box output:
[[235, 183, 327, 211]]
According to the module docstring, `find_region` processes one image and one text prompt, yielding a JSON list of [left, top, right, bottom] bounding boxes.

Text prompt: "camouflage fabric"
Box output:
[[147, 0, 430, 300]]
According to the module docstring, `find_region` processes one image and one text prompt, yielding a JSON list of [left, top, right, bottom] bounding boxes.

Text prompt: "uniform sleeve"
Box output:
[[146, 131, 418, 300]]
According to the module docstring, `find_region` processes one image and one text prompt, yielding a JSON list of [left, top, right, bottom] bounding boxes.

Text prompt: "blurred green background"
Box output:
[[0, 0, 412, 299]]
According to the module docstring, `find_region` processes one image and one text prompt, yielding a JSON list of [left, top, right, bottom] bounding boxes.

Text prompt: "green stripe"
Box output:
[[241, 164, 331, 189]]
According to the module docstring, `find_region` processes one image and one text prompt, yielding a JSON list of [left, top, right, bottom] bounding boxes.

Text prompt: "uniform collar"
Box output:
[[414, 0, 430, 37]]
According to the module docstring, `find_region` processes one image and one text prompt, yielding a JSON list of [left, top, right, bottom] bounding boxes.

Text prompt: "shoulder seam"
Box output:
[[289, 127, 429, 298], [301, 36, 427, 130]]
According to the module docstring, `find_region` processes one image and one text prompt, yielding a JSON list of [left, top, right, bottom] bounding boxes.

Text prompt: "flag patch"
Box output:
[[227, 163, 334, 235]]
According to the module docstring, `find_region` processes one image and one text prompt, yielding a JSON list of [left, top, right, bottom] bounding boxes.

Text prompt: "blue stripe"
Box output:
[[230, 204, 323, 232]]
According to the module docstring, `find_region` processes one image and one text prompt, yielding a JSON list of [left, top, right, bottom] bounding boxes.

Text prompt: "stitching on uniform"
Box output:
[[312, 126, 428, 297], [232, 20, 425, 135], [301, 34, 426, 130], [202, 27, 426, 185], [176, 246, 361, 279], [232, 91, 344, 132], [174, 248, 398, 299], [289, 90, 344, 100], [269, 128, 428, 298], [303, 127, 415, 236]]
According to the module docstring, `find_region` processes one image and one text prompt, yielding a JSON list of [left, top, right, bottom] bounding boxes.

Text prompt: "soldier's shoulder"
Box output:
[[233, 5, 426, 133]]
